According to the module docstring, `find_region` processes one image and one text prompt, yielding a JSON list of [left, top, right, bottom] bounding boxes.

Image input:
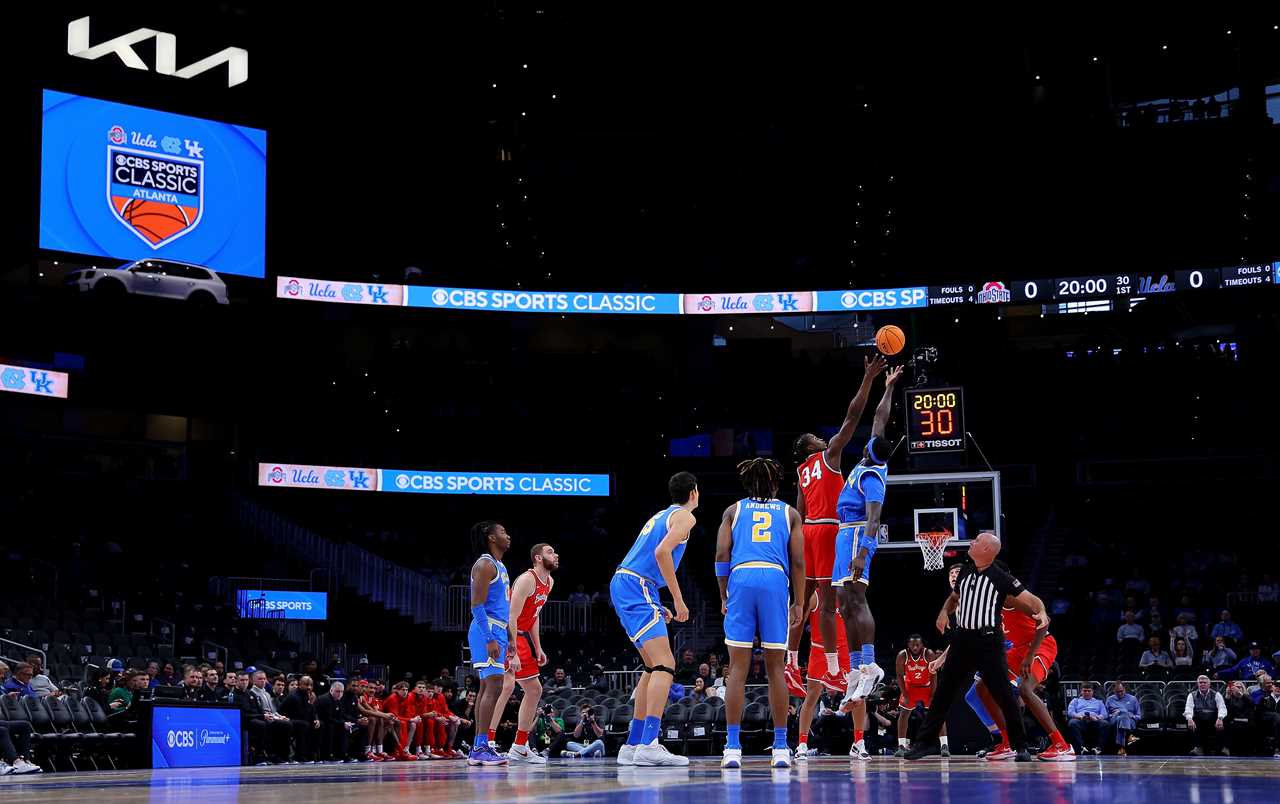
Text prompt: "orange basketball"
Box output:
[[875, 325, 906, 356]]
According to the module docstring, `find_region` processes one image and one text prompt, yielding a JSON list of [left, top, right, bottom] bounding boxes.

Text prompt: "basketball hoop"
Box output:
[[915, 530, 952, 571]]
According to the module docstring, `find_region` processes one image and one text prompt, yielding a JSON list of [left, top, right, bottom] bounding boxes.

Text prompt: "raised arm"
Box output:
[[825, 355, 887, 466], [871, 366, 904, 439], [656, 509, 694, 622]]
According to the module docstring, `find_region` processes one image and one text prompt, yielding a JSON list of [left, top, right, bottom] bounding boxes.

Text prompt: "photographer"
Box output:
[[563, 703, 607, 758], [532, 703, 568, 758]]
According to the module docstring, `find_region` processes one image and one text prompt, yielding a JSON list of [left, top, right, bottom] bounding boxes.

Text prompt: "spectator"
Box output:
[[180, 665, 214, 702], [1172, 639, 1196, 679], [1218, 643, 1276, 682], [1248, 675, 1272, 705], [1183, 675, 1227, 756], [707, 653, 722, 679], [436, 668, 458, 696], [562, 703, 606, 758], [1105, 681, 1140, 756], [1258, 574, 1279, 604], [695, 663, 714, 689], [531, 703, 567, 756], [302, 660, 331, 697], [0, 719, 40, 775], [674, 649, 700, 685], [24, 655, 59, 698], [237, 672, 286, 765], [1145, 597, 1164, 633], [1170, 613, 1199, 650], [1257, 676, 1280, 757], [1139, 637, 1174, 677], [588, 664, 610, 695], [568, 585, 591, 607], [1204, 637, 1237, 672], [155, 662, 178, 688], [281, 675, 322, 763], [1210, 610, 1243, 644], [272, 677, 288, 708], [747, 653, 768, 686], [106, 670, 139, 715], [144, 662, 161, 687], [204, 667, 223, 699], [544, 667, 573, 697], [1066, 685, 1113, 755], [316, 681, 368, 762], [690, 676, 708, 705], [1223, 681, 1256, 756], [1116, 611, 1145, 644], [85, 669, 113, 709], [452, 690, 477, 749]]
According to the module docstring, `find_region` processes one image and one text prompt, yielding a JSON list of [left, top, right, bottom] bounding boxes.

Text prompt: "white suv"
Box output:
[[66, 259, 229, 305]]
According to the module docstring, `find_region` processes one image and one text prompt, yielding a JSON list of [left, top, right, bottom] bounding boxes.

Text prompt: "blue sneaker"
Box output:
[[470, 745, 508, 767]]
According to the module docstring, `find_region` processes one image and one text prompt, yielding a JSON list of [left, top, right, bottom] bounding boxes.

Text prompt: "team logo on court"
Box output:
[[108, 137, 204, 249], [976, 281, 1011, 304], [268, 466, 285, 484]]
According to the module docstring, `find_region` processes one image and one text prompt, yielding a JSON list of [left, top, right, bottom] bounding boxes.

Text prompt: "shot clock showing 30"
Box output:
[[906, 387, 966, 454]]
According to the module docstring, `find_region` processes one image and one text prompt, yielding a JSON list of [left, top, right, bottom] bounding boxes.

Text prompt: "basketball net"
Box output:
[[915, 530, 952, 571]]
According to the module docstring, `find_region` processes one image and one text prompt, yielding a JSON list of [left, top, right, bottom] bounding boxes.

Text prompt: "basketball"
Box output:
[[876, 325, 906, 355]]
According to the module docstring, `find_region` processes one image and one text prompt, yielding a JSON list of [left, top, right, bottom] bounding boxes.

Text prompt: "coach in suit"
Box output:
[[316, 682, 368, 761]]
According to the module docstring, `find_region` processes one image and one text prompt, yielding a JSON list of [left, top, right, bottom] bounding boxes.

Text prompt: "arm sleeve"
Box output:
[[1184, 694, 1194, 721], [1216, 693, 1226, 719]]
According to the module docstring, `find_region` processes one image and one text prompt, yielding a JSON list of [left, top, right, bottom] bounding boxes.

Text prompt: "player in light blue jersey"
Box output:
[[466, 521, 512, 766], [715, 458, 806, 769], [836, 366, 903, 713], [611, 471, 699, 768]]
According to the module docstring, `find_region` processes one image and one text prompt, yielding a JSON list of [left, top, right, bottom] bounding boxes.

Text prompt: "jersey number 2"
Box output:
[[751, 511, 773, 542]]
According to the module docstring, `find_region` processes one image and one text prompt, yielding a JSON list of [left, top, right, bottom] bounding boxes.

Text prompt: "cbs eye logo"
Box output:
[[167, 730, 195, 748]]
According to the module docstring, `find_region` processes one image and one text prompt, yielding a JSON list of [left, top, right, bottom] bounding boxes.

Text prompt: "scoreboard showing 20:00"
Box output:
[[906, 387, 966, 455]]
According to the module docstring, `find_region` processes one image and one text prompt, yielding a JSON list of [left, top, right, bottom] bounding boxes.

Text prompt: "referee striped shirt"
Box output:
[[954, 562, 1023, 631]]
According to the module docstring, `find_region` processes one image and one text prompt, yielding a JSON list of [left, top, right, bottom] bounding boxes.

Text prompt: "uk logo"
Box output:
[[349, 470, 370, 489], [367, 285, 390, 305], [108, 143, 204, 249], [268, 466, 285, 484]]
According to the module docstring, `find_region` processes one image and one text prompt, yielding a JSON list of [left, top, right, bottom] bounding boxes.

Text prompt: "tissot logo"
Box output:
[[67, 17, 249, 88]]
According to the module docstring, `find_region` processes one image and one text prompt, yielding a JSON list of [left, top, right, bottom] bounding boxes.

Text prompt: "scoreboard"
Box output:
[[906, 387, 966, 455], [926, 265, 1276, 306]]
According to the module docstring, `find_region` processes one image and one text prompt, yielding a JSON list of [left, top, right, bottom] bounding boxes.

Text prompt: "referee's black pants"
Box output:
[[915, 629, 1026, 751]]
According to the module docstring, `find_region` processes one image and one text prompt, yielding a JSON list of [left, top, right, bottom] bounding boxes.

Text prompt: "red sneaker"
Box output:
[[784, 663, 808, 697], [393, 751, 418, 761], [984, 743, 1016, 761], [431, 749, 452, 760], [376, 752, 391, 761], [1037, 742, 1077, 762], [368, 752, 383, 762], [818, 670, 848, 694]]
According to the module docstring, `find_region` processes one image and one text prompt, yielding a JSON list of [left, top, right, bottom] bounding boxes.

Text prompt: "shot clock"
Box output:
[[906, 387, 966, 454]]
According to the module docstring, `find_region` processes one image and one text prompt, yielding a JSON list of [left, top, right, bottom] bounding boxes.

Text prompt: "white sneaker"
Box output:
[[634, 741, 689, 767], [617, 743, 637, 766], [721, 747, 743, 769], [12, 759, 39, 775], [857, 662, 884, 699], [841, 668, 865, 709], [0, 763, 13, 776], [793, 745, 811, 762], [849, 742, 870, 759], [507, 744, 547, 765], [771, 747, 792, 768]]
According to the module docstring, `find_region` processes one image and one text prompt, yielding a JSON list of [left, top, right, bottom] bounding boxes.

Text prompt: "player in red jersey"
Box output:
[[504, 543, 559, 764], [355, 680, 396, 760], [794, 592, 864, 760], [784, 354, 887, 697], [382, 682, 420, 761], [895, 635, 947, 756]]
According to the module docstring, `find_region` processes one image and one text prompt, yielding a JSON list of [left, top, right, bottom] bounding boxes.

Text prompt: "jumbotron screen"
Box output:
[[38, 89, 267, 279]]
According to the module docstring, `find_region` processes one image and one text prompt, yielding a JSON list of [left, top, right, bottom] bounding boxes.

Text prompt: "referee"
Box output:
[[903, 531, 1046, 761]]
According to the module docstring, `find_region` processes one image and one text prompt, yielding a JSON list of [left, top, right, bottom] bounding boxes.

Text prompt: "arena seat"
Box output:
[[739, 701, 770, 751], [660, 703, 687, 752], [684, 703, 715, 755], [606, 704, 633, 740]]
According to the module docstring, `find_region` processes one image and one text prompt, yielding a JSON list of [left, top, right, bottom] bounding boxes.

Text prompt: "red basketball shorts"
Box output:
[[803, 523, 839, 581], [900, 684, 934, 710], [513, 632, 541, 682], [1006, 635, 1057, 685]]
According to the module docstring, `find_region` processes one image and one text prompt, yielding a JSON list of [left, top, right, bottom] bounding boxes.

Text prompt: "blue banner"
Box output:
[[40, 90, 267, 279], [151, 706, 242, 768], [236, 589, 328, 621], [814, 287, 929, 311], [381, 470, 610, 497], [407, 286, 679, 314]]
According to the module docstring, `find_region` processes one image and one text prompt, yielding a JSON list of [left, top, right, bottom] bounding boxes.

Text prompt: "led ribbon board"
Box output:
[[258, 463, 609, 497]]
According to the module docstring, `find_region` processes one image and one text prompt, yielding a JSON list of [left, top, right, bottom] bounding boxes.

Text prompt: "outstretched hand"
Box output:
[[884, 366, 904, 387], [864, 354, 888, 381]]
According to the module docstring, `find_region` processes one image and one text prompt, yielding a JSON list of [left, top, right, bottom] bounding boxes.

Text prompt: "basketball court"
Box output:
[[3, 756, 1276, 803]]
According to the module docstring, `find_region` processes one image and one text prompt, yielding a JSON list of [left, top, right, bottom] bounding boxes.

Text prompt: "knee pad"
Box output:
[[649, 664, 676, 677]]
